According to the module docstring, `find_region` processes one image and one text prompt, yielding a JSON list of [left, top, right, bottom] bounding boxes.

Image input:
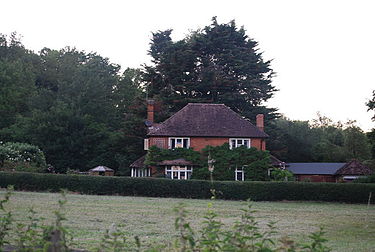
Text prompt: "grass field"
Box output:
[[2, 190, 375, 251]]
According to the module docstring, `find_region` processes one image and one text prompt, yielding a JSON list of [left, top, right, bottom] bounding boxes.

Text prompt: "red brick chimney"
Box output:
[[147, 100, 155, 123], [256, 114, 264, 132]]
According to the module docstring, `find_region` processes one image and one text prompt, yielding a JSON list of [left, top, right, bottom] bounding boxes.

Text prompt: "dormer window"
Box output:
[[229, 138, 251, 149], [169, 137, 190, 149]]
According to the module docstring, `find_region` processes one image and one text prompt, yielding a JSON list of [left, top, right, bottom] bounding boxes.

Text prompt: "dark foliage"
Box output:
[[367, 90, 375, 121], [0, 33, 146, 173], [268, 116, 372, 162], [143, 17, 278, 123], [1, 172, 374, 203]]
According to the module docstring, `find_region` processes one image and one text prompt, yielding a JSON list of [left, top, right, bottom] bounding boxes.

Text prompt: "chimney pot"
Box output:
[[256, 114, 264, 132], [147, 99, 155, 123]]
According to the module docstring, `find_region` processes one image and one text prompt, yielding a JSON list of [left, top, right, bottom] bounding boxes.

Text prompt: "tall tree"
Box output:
[[367, 90, 375, 121], [2, 43, 146, 173], [143, 17, 277, 122], [343, 124, 371, 160], [0, 33, 39, 130]]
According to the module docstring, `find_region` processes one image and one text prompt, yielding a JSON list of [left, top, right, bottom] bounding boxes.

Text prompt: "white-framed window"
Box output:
[[144, 139, 149, 150], [169, 137, 190, 149], [131, 168, 151, 177], [235, 166, 246, 181], [165, 165, 193, 180], [229, 138, 251, 149]]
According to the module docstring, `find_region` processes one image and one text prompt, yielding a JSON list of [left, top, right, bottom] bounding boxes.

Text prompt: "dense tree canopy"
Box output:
[[0, 33, 146, 173], [143, 17, 277, 122], [269, 115, 372, 162]]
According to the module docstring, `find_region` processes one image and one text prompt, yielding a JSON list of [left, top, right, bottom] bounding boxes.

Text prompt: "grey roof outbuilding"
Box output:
[[286, 163, 346, 175], [286, 160, 373, 176]]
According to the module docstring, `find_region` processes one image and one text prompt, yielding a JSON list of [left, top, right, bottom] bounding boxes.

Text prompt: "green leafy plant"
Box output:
[[271, 169, 294, 182], [42, 190, 73, 252], [145, 144, 271, 181], [14, 207, 45, 251], [97, 223, 134, 252], [0, 186, 13, 251], [0, 142, 46, 173]]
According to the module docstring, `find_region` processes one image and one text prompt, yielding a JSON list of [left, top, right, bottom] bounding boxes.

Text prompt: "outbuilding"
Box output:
[[286, 160, 372, 182], [89, 166, 114, 176]]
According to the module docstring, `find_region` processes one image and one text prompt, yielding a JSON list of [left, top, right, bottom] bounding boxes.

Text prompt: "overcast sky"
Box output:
[[1, 0, 374, 131]]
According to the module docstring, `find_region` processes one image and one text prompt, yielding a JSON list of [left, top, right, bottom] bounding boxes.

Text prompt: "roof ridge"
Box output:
[[187, 103, 225, 106]]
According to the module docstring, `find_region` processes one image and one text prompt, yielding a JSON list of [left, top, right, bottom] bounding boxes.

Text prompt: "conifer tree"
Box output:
[[143, 17, 277, 122]]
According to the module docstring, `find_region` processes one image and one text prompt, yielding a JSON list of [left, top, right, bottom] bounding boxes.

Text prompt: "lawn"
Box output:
[[2, 190, 375, 251]]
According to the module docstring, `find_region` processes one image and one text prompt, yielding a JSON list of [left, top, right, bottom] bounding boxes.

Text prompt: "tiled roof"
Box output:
[[270, 155, 285, 166], [130, 155, 146, 168], [148, 103, 268, 138], [286, 163, 345, 175], [335, 160, 373, 175]]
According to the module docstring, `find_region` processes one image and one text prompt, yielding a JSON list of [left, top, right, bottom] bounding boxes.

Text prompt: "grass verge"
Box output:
[[2, 190, 375, 251]]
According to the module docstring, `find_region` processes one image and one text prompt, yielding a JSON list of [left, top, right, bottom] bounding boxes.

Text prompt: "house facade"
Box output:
[[130, 101, 268, 180]]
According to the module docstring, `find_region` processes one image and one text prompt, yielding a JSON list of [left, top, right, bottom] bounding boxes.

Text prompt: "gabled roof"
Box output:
[[148, 103, 268, 138], [286, 163, 345, 175], [270, 155, 285, 167], [130, 155, 146, 168], [335, 160, 373, 175]]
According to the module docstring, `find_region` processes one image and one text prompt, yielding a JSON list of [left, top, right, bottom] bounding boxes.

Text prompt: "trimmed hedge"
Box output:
[[0, 171, 375, 203]]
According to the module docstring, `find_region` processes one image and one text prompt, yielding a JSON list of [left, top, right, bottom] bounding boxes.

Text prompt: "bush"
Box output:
[[355, 173, 375, 183], [0, 142, 46, 172], [1, 171, 375, 203]]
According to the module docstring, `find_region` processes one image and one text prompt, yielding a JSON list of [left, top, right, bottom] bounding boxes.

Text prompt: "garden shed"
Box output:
[[89, 166, 114, 176]]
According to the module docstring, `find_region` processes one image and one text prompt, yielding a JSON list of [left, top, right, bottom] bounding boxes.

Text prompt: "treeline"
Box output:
[[1, 18, 374, 175], [268, 115, 373, 163], [0, 33, 146, 173]]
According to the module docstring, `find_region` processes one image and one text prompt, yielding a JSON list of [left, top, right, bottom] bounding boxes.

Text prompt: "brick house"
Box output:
[[130, 101, 268, 180], [286, 160, 373, 182]]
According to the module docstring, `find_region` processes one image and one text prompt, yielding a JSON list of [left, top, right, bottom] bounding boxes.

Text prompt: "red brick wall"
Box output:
[[297, 175, 336, 183], [149, 136, 266, 151], [190, 137, 229, 151], [149, 137, 168, 149], [251, 139, 266, 151]]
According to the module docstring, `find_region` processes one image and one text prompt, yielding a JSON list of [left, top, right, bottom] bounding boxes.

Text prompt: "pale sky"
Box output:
[[1, 0, 374, 131]]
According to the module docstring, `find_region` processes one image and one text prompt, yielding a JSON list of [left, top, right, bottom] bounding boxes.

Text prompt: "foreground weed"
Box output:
[[174, 203, 195, 251], [0, 186, 13, 251], [97, 223, 135, 252], [43, 190, 74, 252], [14, 207, 45, 251], [0, 189, 332, 252]]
